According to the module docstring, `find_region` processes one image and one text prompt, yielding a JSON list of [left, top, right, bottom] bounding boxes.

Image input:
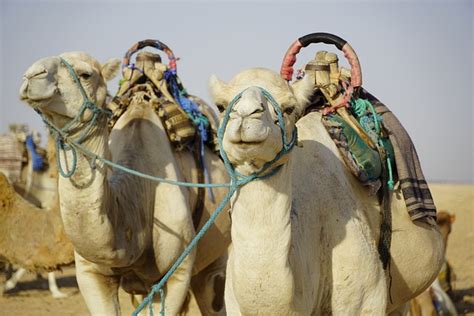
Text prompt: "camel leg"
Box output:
[[191, 255, 227, 315], [224, 249, 241, 316], [151, 255, 194, 316], [75, 252, 121, 316], [47, 272, 67, 299], [331, 222, 388, 316], [131, 294, 148, 316], [388, 303, 410, 316], [4, 267, 27, 291]]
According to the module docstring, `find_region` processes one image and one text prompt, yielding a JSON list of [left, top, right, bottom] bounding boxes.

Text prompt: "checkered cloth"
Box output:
[[360, 88, 437, 221]]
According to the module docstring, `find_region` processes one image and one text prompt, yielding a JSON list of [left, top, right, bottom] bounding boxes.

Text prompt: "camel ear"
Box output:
[[209, 74, 230, 112], [290, 75, 314, 116], [450, 214, 456, 223], [101, 58, 121, 82]]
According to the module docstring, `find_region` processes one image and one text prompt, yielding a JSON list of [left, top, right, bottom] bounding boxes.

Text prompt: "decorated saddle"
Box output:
[[302, 50, 435, 222], [108, 39, 218, 153], [281, 33, 436, 223], [280, 32, 437, 271], [303, 50, 395, 194]]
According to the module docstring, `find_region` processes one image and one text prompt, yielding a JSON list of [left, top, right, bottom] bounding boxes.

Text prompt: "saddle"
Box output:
[[304, 51, 395, 193], [108, 50, 218, 153]]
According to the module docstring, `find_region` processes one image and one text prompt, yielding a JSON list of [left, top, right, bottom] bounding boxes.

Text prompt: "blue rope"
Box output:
[[25, 134, 44, 171], [31, 59, 294, 314], [164, 69, 215, 198]]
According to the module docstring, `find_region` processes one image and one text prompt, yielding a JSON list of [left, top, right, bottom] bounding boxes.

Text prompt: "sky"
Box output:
[[0, 0, 472, 183]]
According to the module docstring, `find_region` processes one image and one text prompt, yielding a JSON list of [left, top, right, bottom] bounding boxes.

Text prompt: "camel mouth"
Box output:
[[233, 140, 265, 148], [21, 94, 53, 103], [21, 95, 56, 111], [20, 83, 58, 105]]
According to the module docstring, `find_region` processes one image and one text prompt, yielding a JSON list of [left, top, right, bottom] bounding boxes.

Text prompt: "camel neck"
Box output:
[[57, 121, 118, 263], [230, 161, 295, 312]]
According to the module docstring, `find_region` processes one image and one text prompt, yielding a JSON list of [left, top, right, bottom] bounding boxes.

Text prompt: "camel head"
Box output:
[[436, 211, 456, 249], [19, 52, 120, 129], [209, 68, 313, 175]]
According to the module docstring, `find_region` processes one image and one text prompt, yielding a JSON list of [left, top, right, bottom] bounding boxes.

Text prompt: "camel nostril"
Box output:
[[250, 107, 265, 115], [32, 69, 48, 79], [26, 66, 48, 80]]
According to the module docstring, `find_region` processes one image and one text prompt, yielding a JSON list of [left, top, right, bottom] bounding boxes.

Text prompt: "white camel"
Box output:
[[209, 68, 444, 314], [20, 52, 230, 315]]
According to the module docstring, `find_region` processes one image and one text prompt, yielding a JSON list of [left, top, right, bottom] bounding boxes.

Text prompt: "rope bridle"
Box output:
[[35, 57, 112, 177]]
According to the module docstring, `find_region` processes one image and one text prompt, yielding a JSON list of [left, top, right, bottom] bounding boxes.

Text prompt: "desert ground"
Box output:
[[0, 183, 472, 316]]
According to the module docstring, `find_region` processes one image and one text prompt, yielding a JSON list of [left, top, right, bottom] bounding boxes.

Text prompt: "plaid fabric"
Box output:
[[0, 134, 24, 183], [360, 88, 437, 221]]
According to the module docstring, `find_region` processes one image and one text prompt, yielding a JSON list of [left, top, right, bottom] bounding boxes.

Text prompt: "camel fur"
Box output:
[[209, 68, 444, 315], [0, 171, 74, 271], [20, 52, 230, 315], [0, 135, 73, 298]]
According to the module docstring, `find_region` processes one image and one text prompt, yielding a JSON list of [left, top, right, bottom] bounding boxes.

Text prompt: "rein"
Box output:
[[32, 59, 295, 315]]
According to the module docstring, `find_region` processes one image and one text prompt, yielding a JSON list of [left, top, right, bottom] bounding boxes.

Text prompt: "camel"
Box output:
[[208, 67, 443, 314], [1, 133, 72, 298], [0, 171, 74, 297], [20, 51, 230, 315], [0, 128, 58, 210]]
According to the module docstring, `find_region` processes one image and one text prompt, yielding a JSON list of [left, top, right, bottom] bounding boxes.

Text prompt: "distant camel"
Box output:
[[0, 132, 73, 298], [0, 171, 74, 297]]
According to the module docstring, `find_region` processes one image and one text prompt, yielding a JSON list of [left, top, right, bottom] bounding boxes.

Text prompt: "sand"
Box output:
[[0, 183, 472, 315]]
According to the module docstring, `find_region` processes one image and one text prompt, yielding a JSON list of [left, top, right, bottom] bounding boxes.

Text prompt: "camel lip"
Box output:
[[232, 140, 265, 148], [21, 95, 54, 110], [21, 95, 52, 102]]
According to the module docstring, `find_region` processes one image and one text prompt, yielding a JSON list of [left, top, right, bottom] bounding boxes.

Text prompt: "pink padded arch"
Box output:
[[280, 37, 362, 88]]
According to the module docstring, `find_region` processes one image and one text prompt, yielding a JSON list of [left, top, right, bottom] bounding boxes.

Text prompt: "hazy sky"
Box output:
[[0, 0, 472, 183]]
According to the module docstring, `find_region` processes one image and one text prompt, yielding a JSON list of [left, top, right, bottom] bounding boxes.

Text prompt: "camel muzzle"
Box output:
[[20, 71, 58, 103]]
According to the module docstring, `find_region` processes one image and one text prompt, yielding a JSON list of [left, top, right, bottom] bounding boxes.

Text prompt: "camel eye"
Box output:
[[79, 72, 92, 80], [216, 104, 226, 112], [284, 106, 295, 115]]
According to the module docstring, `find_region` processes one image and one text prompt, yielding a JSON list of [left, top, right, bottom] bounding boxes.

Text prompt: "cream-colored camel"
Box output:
[[0, 171, 74, 296], [1, 135, 71, 298], [20, 52, 230, 315], [209, 68, 444, 314]]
